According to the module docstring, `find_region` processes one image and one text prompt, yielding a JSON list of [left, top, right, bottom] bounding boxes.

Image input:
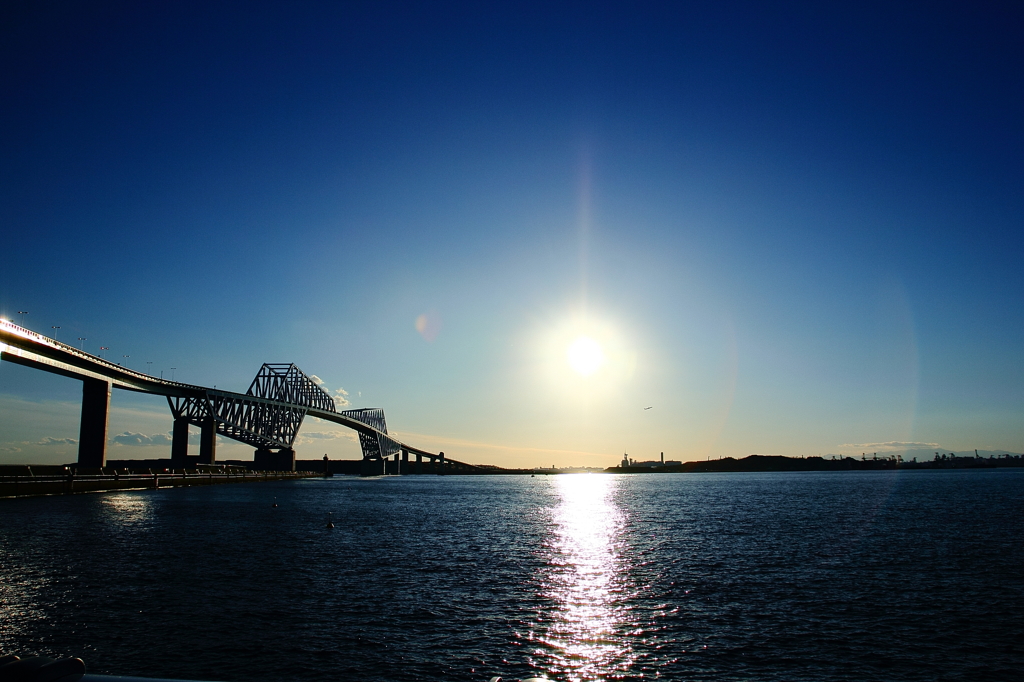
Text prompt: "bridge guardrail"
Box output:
[[0, 469, 316, 499]]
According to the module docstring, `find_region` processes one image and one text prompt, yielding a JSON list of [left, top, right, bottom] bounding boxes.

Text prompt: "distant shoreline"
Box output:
[[5, 454, 1019, 478], [604, 453, 1024, 474]]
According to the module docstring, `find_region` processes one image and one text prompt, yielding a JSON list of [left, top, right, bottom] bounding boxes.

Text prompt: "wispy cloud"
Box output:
[[308, 375, 352, 407], [39, 436, 77, 446], [295, 430, 357, 446], [839, 441, 940, 451], [0, 446, 22, 453], [111, 431, 173, 446], [389, 430, 609, 459]]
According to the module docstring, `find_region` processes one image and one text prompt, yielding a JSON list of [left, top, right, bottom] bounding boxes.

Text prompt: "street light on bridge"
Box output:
[[78, 337, 87, 351], [17, 311, 28, 328], [122, 355, 130, 368], [99, 346, 109, 359], [146, 361, 153, 376], [51, 326, 60, 342], [170, 367, 176, 381]]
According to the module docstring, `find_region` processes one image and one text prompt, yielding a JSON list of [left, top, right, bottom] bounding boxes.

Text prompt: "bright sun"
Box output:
[[567, 335, 605, 376]]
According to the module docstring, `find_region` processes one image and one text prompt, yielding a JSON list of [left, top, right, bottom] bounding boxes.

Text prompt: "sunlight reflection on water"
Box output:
[[0, 544, 47, 629], [99, 493, 154, 528], [532, 474, 636, 681]]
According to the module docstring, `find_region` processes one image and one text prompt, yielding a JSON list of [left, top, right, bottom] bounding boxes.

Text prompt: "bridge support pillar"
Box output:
[[199, 418, 217, 465], [416, 453, 422, 474], [401, 448, 409, 475], [360, 458, 384, 477], [171, 418, 189, 467], [438, 451, 445, 475], [255, 448, 295, 472], [78, 378, 111, 468]]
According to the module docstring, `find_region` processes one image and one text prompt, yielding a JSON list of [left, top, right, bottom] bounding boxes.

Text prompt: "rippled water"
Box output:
[[1, 471, 1022, 681]]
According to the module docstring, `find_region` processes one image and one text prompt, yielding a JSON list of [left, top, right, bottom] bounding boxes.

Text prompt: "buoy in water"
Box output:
[[272, 497, 278, 508], [326, 512, 335, 529]]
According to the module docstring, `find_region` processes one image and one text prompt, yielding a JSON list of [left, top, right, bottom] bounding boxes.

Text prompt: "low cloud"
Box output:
[[839, 441, 940, 452], [307, 375, 352, 407], [0, 446, 22, 453], [39, 437, 77, 446], [112, 431, 173, 447], [295, 430, 356, 446], [301, 431, 344, 440]]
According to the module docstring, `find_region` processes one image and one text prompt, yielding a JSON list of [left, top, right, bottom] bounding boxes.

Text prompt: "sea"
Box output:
[[1, 470, 1022, 682]]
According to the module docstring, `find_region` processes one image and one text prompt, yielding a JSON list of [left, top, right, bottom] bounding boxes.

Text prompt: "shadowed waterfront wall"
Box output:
[[0, 466, 315, 499]]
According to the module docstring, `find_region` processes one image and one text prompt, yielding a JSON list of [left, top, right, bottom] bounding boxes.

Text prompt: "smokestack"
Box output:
[[661, 451, 664, 463]]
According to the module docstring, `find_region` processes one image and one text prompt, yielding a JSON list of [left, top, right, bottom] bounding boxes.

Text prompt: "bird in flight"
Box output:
[[644, 406, 653, 410]]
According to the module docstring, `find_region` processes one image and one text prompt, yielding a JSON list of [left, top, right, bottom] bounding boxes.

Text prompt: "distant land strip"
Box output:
[[606, 453, 1024, 474]]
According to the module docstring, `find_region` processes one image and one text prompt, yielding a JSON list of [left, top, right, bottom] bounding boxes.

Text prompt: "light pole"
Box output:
[[146, 361, 153, 375], [51, 326, 60, 342], [99, 346, 109, 359], [17, 311, 28, 328], [170, 367, 176, 381], [122, 355, 130, 369], [78, 337, 87, 351]]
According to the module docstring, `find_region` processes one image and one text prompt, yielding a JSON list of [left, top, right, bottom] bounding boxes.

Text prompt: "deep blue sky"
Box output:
[[2, 1, 1022, 465]]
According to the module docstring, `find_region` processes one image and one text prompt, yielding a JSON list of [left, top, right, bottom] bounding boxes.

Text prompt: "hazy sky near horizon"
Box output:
[[1, 1, 1022, 467]]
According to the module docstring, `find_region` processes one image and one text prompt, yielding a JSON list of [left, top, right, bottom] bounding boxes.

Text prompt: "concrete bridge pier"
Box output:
[[170, 418, 189, 467], [360, 458, 385, 476], [199, 417, 217, 465], [416, 453, 422, 474], [254, 447, 296, 471], [438, 451, 445, 475], [401, 448, 409, 474], [77, 378, 111, 468]]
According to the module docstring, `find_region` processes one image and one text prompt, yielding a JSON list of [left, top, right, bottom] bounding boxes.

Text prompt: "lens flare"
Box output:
[[415, 310, 442, 342]]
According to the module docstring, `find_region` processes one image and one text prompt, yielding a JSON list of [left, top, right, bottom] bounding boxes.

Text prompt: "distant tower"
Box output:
[[660, 451, 664, 464]]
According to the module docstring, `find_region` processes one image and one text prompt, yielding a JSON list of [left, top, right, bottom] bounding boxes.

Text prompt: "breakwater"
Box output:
[[0, 465, 315, 499]]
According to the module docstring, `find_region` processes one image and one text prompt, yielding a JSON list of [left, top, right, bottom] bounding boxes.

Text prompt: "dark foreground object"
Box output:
[[0, 466, 315, 499], [0, 654, 86, 682], [0, 653, 211, 682]]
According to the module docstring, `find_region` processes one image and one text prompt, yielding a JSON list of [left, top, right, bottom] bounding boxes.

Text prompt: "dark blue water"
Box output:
[[1, 471, 1022, 681]]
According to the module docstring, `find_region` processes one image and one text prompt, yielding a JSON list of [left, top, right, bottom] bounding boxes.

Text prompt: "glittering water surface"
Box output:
[[1, 471, 1022, 681]]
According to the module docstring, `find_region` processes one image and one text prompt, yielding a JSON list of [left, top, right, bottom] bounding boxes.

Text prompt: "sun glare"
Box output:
[[567, 336, 605, 376]]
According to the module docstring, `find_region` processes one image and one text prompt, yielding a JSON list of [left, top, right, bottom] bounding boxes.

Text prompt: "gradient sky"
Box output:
[[2, 1, 1022, 467]]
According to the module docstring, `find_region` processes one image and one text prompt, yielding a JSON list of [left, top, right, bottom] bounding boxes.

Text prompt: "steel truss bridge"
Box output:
[[0, 319, 478, 473]]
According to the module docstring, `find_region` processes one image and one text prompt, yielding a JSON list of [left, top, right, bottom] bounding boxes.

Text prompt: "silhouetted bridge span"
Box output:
[[0, 320, 479, 474]]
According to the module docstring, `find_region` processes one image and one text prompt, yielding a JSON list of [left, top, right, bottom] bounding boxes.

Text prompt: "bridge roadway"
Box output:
[[0, 319, 476, 473]]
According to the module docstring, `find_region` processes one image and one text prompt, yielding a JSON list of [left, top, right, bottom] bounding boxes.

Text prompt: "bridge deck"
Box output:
[[0, 319, 479, 469]]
